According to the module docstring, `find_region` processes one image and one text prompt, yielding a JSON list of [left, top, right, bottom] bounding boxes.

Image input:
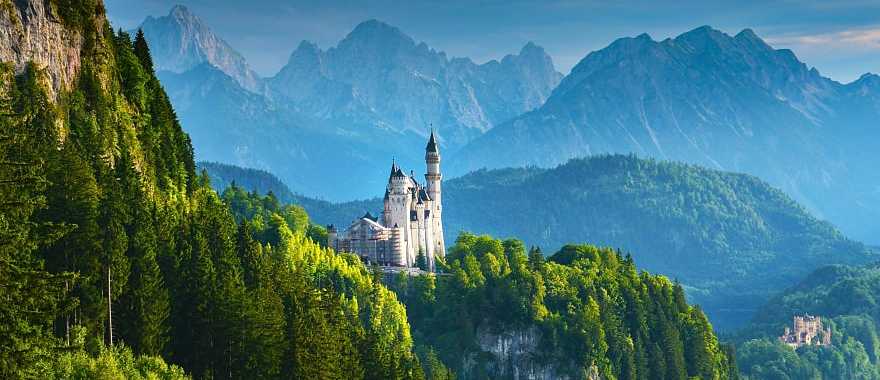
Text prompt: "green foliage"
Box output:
[[44, 344, 188, 379], [416, 249, 428, 271], [221, 183, 327, 246], [737, 264, 880, 379], [440, 155, 874, 330], [0, 10, 424, 379], [0, 62, 76, 379], [50, 0, 102, 32], [395, 232, 735, 379], [208, 156, 875, 330]]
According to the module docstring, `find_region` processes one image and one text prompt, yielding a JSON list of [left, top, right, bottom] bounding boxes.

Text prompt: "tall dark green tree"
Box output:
[[0, 63, 76, 378], [118, 202, 170, 356], [133, 29, 154, 74]]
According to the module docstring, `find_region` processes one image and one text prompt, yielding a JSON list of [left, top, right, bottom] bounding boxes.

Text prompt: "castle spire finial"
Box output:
[[426, 127, 439, 154]]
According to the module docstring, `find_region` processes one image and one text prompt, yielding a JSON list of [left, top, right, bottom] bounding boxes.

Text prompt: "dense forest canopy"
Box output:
[[391, 233, 738, 379], [199, 156, 876, 330], [735, 264, 880, 380], [0, 1, 423, 378]]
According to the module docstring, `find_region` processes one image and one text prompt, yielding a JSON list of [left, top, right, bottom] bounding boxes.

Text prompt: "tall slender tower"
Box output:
[[425, 130, 445, 264]]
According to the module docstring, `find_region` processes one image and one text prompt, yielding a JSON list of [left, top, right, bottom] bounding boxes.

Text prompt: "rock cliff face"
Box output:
[[468, 327, 579, 380], [0, 0, 85, 99], [138, 5, 263, 93]]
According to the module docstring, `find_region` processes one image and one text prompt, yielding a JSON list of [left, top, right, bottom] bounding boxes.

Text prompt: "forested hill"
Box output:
[[735, 264, 880, 379], [391, 234, 738, 379], [446, 156, 875, 330], [200, 156, 875, 330], [0, 1, 421, 378]]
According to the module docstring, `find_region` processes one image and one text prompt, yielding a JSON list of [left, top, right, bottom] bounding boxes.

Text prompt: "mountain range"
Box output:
[[453, 26, 880, 244], [139, 5, 562, 199], [139, 7, 880, 244]]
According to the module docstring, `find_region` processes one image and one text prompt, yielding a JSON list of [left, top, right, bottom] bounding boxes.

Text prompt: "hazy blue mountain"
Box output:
[[160, 64, 424, 197], [137, 5, 264, 92], [452, 26, 880, 244], [200, 157, 875, 330], [140, 8, 561, 200], [269, 19, 562, 148]]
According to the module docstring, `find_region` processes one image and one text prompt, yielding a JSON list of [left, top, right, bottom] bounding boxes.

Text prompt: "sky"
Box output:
[[104, 0, 880, 83]]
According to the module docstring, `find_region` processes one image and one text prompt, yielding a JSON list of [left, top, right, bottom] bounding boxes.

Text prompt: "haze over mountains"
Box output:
[[139, 5, 562, 198], [137, 5, 880, 244], [455, 26, 880, 243]]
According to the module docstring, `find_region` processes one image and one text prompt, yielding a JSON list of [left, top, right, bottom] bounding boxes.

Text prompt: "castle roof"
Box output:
[[418, 188, 431, 202], [392, 167, 406, 178], [361, 212, 378, 222], [426, 130, 439, 154], [389, 160, 407, 180]]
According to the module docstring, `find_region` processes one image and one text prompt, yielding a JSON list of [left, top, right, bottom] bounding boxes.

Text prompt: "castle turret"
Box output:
[[424, 130, 445, 260]]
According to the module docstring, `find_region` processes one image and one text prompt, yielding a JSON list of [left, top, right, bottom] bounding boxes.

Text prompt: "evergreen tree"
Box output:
[[416, 248, 428, 271], [133, 29, 154, 74], [119, 202, 170, 356], [0, 63, 76, 378]]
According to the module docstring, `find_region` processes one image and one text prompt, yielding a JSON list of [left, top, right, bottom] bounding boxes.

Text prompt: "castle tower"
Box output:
[[425, 130, 445, 263]]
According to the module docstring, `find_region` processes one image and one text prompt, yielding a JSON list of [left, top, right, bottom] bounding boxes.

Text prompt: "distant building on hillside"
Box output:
[[779, 314, 832, 348], [328, 131, 445, 272]]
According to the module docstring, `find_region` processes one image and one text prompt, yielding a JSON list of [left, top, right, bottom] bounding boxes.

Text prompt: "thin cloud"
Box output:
[[767, 26, 880, 51]]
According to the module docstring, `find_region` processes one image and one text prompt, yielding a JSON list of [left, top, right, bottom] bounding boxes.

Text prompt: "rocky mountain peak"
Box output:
[[519, 41, 543, 55], [848, 72, 880, 98], [855, 72, 880, 86], [288, 40, 322, 64], [672, 25, 738, 52], [735, 28, 762, 42], [341, 19, 415, 50], [138, 5, 264, 93], [168, 4, 198, 24]]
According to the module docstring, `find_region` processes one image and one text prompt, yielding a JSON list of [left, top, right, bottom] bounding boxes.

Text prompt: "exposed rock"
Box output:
[[143, 10, 562, 200], [454, 25, 880, 244], [463, 326, 601, 380], [138, 5, 264, 93], [269, 19, 563, 148], [0, 0, 84, 99]]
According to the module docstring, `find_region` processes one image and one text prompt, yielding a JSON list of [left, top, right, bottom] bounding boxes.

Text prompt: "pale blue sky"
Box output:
[[105, 0, 880, 83]]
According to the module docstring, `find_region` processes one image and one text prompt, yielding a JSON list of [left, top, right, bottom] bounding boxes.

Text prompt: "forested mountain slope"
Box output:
[[392, 234, 738, 379], [440, 156, 876, 330], [0, 1, 422, 378], [735, 264, 880, 379], [199, 157, 875, 330]]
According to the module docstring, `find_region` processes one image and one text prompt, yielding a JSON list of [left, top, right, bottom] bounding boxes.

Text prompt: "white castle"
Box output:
[[328, 132, 445, 271]]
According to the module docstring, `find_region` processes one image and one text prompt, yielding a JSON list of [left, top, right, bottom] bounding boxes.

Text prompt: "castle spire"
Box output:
[[389, 158, 399, 180], [426, 128, 439, 154]]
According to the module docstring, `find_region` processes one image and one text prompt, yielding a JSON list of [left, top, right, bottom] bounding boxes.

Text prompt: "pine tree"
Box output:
[[416, 249, 428, 271], [119, 202, 170, 356], [527, 246, 544, 271], [236, 221, 262, 288], [133, 29, 154, 74], [0, 63, 75, 377]]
